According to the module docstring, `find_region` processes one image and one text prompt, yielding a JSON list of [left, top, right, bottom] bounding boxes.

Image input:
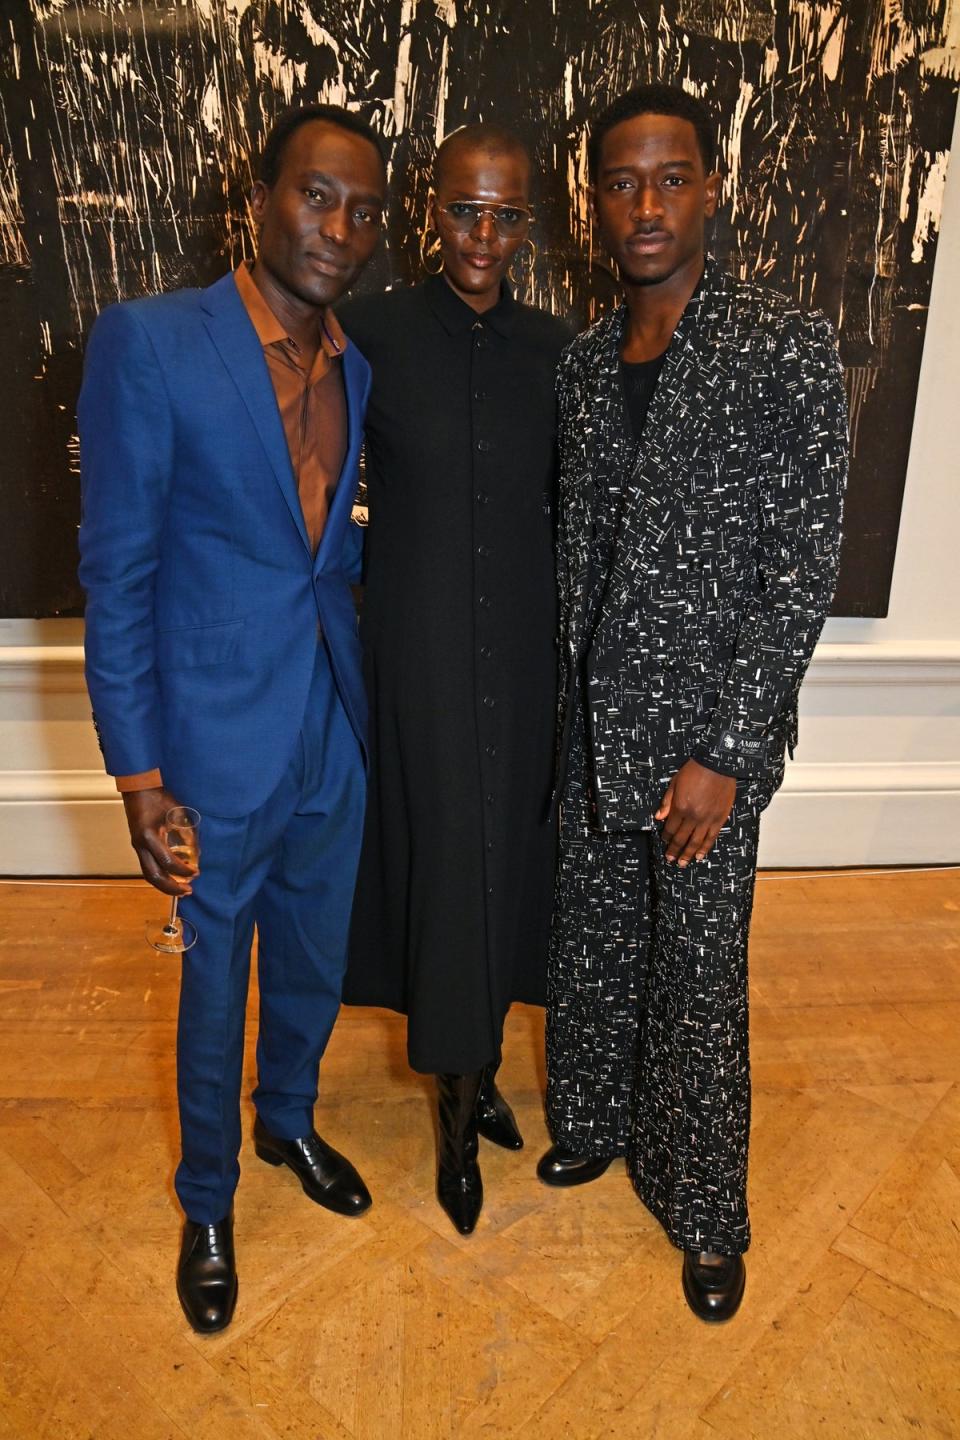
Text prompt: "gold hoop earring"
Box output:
[[420, 226, 444, 275], [508, 237, 538, 286]]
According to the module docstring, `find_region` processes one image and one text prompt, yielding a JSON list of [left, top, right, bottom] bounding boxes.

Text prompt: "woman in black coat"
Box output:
[[340, 124, 572, 1234]]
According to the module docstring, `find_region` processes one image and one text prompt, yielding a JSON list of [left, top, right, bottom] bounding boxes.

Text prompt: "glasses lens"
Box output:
[[443, 203, 529, 236], [493, 207, 528, 236]]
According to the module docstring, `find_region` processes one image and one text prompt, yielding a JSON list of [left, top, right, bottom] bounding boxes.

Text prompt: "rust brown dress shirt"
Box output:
[[115, 262, 348, 793]]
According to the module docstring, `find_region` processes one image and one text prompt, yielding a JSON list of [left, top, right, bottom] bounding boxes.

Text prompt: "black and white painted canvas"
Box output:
[[1, 0, 957, 616]]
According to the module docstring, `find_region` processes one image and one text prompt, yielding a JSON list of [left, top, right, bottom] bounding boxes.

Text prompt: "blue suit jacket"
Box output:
[[78, 271, 370, 819]]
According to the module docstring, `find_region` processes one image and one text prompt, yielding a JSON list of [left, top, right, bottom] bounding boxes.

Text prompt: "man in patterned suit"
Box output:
[[540, 84, 848, 1321]]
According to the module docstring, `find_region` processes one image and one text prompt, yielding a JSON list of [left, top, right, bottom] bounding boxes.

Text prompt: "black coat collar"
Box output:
[[423, 272, 518, 336]]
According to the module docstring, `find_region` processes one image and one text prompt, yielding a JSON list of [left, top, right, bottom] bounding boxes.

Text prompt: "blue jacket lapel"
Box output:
[[200, 272, 312, 556], [314, 342, 369, 574]]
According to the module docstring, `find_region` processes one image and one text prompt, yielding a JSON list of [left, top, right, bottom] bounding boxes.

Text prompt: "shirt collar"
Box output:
[[423, 271, 518, 337], [234, 260, 348, 360]]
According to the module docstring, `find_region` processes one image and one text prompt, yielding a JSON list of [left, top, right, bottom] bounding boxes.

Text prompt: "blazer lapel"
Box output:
[[200, 272, 312, 556], [563, 312, 622, 659], [314, 344, 368, 574], [599, 268, 733, 627]]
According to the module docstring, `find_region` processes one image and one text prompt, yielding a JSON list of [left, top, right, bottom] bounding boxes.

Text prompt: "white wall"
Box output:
[[758, 98, 960, 865], [1, 106, 958, 874]]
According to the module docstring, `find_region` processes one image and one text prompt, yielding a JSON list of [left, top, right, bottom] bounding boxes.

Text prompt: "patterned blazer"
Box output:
[[556, 257, 849, 830]]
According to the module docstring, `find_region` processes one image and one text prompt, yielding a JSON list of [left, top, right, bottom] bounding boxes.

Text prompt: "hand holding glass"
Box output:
[[146, 807, 201, 953]]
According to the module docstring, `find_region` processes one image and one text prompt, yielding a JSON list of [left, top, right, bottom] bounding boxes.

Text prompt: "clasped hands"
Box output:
[[655, 758, 736, 867], [122, 787, 197, 896]]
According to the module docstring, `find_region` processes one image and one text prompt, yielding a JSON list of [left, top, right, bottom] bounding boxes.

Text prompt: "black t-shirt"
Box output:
[[619, 351, 668, 439]]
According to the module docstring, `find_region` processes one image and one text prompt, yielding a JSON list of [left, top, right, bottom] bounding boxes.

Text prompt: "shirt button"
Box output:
[[486, 793, 494, 805], [476, 491, 489, 505], [480, 645, 492, 659], [479, 594, 491, 608], [486, 839, 495, 851], [474, 390, 487, 402], [483, 695, 496, 708], [476, 544, 491, 557], [476, 439, 491, 453], [485, 744, 497, 757]]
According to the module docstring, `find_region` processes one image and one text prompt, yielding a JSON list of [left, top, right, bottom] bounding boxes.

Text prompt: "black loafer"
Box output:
[[682, 1250, 746, 1323], [254, 1116, 372, 1216], [536, 1144, 614, 1187], [176, 1211, 238, 1334], [475, 1066, 524, 1150]]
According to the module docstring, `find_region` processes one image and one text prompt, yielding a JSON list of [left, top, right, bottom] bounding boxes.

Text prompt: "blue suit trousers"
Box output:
[[174, 641, 365, 1224]]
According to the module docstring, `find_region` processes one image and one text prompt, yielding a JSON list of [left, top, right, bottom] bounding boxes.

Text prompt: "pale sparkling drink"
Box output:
[[146, 807, 201, 954]]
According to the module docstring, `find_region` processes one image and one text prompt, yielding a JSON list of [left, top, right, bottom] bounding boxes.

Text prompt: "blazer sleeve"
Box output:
[[78, 303, 174, 779], [692, 311, 849, 780]]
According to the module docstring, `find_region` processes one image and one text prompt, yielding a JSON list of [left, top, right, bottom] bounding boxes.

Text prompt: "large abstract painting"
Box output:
[[1, 0, 957, 616]]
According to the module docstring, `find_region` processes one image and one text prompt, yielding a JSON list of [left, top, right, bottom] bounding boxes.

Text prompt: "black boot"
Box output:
[[475, 1062, 524, 1150], [436, 1071, 484, 1235], [682, 1250, 746, 1323], [537, 1144, 614, 1187], [176, 1210, 238, 1334]]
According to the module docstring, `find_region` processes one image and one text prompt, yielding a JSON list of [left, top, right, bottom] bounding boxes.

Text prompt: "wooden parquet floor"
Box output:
[[0, 869, 959, 1439]]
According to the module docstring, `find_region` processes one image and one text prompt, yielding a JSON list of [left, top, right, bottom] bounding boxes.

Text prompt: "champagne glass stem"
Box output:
[[164, 895, 181, 937]]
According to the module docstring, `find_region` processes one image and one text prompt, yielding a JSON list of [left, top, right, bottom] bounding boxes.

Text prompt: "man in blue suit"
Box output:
[[78, 105, 386, 1333]]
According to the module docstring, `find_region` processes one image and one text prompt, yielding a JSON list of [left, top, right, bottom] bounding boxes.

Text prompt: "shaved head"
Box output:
[[433, 124, 531, 190]]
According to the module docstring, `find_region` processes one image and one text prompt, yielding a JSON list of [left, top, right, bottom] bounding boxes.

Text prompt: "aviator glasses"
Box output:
[[439, 201, 533, 237]]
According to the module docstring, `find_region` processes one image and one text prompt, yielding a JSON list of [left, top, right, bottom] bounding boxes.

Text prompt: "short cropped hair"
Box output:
[[433, 123, 531, 189], [588, 84, 716, 181], [258, 104, 386, 187]]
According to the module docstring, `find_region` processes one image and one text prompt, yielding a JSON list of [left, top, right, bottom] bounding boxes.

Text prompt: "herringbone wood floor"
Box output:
[[0, 869, 958, 1439]]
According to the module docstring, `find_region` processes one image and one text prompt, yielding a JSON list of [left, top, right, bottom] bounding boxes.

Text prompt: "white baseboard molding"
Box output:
[[0, 799, 137, 876], [0, 759, 958, 873], [0, 638, 958, 874], [759, 785, 960, 866]]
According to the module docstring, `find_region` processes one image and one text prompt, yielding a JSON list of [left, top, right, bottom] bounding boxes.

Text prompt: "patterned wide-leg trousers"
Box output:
[[546, 704, 763, 1255]]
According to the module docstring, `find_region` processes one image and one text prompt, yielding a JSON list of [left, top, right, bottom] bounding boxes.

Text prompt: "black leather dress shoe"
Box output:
[[176, 1212, 238, 1334], [537, 1144, 614, 1187], [475, 1064, 524, 1150], [682, 1250, 746, 1323], [253, 1116, 372, 1216]]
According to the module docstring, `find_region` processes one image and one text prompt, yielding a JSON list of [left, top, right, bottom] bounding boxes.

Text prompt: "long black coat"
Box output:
[[339, 276, 572, 1073]]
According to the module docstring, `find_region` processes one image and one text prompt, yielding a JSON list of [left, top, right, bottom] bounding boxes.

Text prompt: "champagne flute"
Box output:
[[146, 806, 201, 953]]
